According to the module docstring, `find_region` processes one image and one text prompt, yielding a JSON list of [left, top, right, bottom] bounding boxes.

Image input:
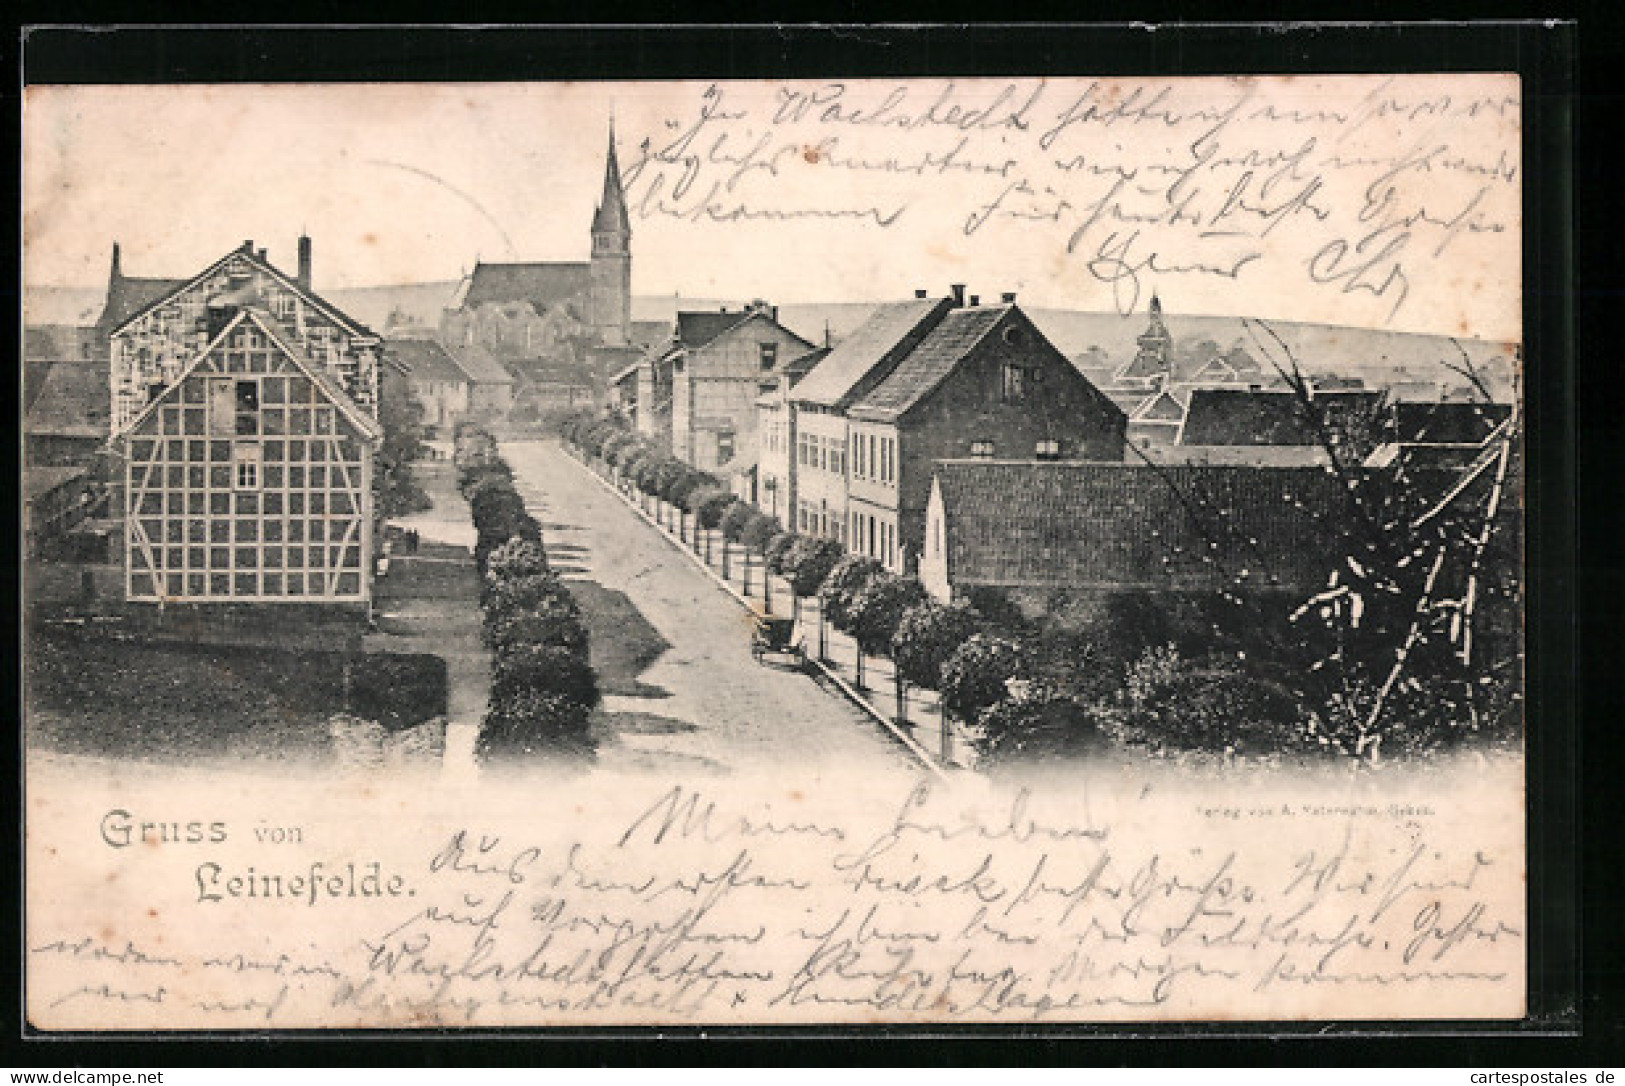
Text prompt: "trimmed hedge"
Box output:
[[348, 653, 448, 733]]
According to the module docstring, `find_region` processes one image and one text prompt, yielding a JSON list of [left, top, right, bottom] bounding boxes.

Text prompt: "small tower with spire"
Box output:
[[1113, 291, 1175, 388], [589, 118, 633, 347]]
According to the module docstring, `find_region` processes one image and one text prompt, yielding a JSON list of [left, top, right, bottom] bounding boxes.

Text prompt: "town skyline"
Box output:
[[24, 76, 1522, 342]]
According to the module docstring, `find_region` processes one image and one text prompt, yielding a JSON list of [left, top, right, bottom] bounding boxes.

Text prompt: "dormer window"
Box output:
[[970, 440, 995, 459]]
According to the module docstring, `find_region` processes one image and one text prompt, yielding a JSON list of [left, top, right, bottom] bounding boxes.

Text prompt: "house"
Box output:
[[440, 124, 634, 362], [657, 302, 815, 474], [445, 341, 516, 417], [755, 344, 830, 522], [843, 295, 1127, 573], [387, 336, 471, 433], [1125, 387, 1190, 448], [109, 240, 384, 607], [25, 467, 98, 560], [785, 294, 957, 553], [919, 460, 1350, 613], [25, 361, 110, 468]]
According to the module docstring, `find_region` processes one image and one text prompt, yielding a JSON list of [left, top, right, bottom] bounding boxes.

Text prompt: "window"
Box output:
[[718, 430, 736, 463], [233, 443, 261, 491], [235, 379, 259, 435], [971, 440, 995, 459], [1035, 439, 1062, 459], [759, 342, 779, 371], [1002, 364, 1029, 403]]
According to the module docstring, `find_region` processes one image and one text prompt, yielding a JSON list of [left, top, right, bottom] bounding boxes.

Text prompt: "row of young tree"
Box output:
[[557, 383, 1523, 771], [455, 423, 598, 765]]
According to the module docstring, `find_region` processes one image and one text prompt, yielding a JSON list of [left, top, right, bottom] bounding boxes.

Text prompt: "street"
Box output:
[[502, 439, 922, 780]]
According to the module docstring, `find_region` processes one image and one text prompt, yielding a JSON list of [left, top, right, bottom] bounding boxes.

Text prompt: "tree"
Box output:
[[940, 634, 1033, 724], [848, 572, 928, 698], [975, 682, 1106, 767], [892, 600, 981, 690], [374, 379, 430, 518], [764, 531, 800, 575], [819, 555, 883, 633], [742, 512, 783, 554], [784, 537, 844, 600], [720, 501, 755, 542]]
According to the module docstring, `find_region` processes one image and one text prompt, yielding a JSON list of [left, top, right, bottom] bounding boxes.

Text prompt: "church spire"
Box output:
[[592, 119, 632, 241]]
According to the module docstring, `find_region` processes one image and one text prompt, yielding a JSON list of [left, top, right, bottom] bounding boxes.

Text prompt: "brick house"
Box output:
[[844, 300, 1127, 573]]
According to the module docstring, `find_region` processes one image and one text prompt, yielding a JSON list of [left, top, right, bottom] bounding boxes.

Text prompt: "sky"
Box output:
[[23, 76, 1522, 341]]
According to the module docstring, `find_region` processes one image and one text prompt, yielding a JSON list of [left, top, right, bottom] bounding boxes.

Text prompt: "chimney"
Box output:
[[241, 239, 254, 254], [109, 242, 123, 282], [297, 234, 312, 290], [950, 283, 966, 307], [257, 247, 268, 262], [914, 289, 928, 299], [969, 295, 980, 307], [1001, 292, 1017, 304]]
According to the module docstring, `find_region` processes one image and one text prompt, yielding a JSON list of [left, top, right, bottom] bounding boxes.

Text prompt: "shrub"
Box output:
[[742, 513, 783, 553], [940, 634, 1034, 723], [975, 682, 1106, 767], [483, 570, 574, 623], [485, 537, 550, 584], [477, 689, 595, 764], [1104, 644, 1310, 760], [347, 653, 448, 732], [783, 537, 845, 599], [820, 555, 884, 632], [963, 585, 1031, 635], [893, 600, 982, 690], [490, 643, 600, 710], [483, 597, 588, 658]]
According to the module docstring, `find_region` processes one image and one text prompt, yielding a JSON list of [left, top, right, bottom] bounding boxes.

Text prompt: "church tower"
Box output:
[[1113, 292, 1175, 388], [589, 121, 633, 347]]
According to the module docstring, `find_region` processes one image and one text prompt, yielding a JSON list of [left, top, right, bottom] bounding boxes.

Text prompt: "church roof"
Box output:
[[460, 261, 591, 314], [592, 124, 632, 238], [387, 337, 469, 385], [444, 340, 515, 385]]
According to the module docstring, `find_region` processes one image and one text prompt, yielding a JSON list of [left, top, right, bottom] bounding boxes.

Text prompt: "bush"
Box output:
[[783, 537, 845, 599], [478, 689, 595, 763], [491, 642, 600, 710], [483, 596, 589, 657], [347, 653, 448, 732], [742, 513, 784, 553], [1103, 644, 1310, 760], [941, 634, 1034, 723], [893, 600, 982, 690], [483, 570, 575, 627], [485, 537, 550, 584], [975, 683, 1106, 767], [963, 586, 1031, 635], [820, 555, 884, 632], [458, 459, 514, 499]]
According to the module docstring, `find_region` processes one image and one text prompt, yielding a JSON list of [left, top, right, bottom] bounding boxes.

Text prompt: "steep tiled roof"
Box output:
[[1179, 387, 1386, 446], [676, 310, 750, 349], [790, 298, 952, 408], [849, 304, 1011, 418], [444, 341, 514, 385], [1390, 401, 1512, 444], [460, 262, 590, 314], [97, 276, 187, 333], [386, 337, 468, 384], [25, 362, 110, 438], [934, 460, 1350, 592]]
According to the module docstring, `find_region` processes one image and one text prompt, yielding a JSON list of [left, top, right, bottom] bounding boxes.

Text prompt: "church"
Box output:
[[439, 124, 646, 385]]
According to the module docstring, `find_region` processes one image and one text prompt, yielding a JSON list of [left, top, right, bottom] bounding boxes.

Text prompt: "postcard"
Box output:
[[23, 68, 1526, 1028]]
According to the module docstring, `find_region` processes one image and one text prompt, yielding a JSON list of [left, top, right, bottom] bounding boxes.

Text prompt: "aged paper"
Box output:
[[23, 72, 1525, 1029]]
